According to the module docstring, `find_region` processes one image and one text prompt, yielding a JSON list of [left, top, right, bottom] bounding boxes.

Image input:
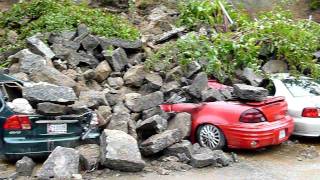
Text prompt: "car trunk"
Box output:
[[244, 96, 288, 122], [3, 113, 93, 139]]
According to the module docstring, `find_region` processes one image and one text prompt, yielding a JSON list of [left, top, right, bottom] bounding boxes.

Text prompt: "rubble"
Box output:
[[125, 91, 164, 112], [140, 129, 182, 156], [109, 47, 129, 72], [123, 65, 146, 87], [16, 156, 35, 176], [95, 61, 112, 83], [233, 84, 268, 101], [78, 90, 108, 108], [37, 102, 68, 115], [136, 115, 168, 139], [76, 144, 100, 171], [167, 113, 192, 139], [23, 83, 77, 104], [165, 140, 193, 160], [262, 60, 288, 74], [186, 72, 208, 98], [100, 129, 145, 172], [236, 68, 263, 87], [26, 36, 55, 59], [154, 27, 186, 44], [36, 146, 80, 179]]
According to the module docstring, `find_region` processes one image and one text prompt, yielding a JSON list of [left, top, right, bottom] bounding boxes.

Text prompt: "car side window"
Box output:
[[259, 79, 276, 96]]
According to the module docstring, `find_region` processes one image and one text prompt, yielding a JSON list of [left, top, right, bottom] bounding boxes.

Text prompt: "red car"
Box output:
[[161, 81, 294, 150]]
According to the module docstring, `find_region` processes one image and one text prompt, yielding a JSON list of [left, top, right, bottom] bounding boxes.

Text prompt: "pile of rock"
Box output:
[[3, 24, 270, 178]]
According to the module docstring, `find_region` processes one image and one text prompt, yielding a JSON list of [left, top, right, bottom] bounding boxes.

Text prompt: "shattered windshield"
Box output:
[[282, 78, 320, 97]]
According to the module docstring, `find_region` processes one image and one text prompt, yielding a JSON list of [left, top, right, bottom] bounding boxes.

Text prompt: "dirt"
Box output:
[[0, 0, 17, 12], [1, 136, 320, 179]]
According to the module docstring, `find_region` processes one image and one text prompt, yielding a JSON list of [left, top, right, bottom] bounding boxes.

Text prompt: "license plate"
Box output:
[[279, 129, 286, 139], [47, 124, 67, 134]]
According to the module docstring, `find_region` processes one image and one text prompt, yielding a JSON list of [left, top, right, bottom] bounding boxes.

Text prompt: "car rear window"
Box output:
[[282, 78, 320, 97]]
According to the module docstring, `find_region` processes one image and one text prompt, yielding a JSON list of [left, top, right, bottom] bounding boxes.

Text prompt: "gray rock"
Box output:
[[48, 31, 75, 44], [23, 83, 77, 104], [95, 61, 112, 83], [212, 150, 232, 167], [100, 129, 145, 172], [186, 72, 208, 98], [106, 90, 123, 106], [140, 129, 182, 156], [79, 90, 108, 108], [11, 72, 30, 82], [168, 113, 191, 139], [113, 102, 131, 114], [236, 68, 263, 86], [154, 27, 186, 44], [7, 98, 35, 114], [190, 152, 215, 168], [67, 52, 99, 68], [30, 66, 76, 87], [51, 43, 73, 60], [123, 65, 146, 87], [142, 106, 169, 120], [109, 48, 129, 72], [165, 66, 183, 82], [165, 140, 193, 159], [99, 38, 143, 50], [80, 34, 100, 53], [83, 69, 96, 80], [125, 91, 164, 112], [145, 73, 163, 90], [183, 61, 201, 78], [233, 84, 268, 101], [107, 112, 131, 133], [37, 102, 67, 115], [76, 144, 100, 171], [314, 51, 320, 60], [161, 81, 181, 94], [128, 53, 144, 65], [201, 88, 225, 102], [36, 146, 80, 179], [262, 60, 288, 74], [107, 77, 124, 89], [16, 156, 35, 176], [136, 115, 168, 138], [220, 88, 234, 100], [26, 36, 55, 59], [96, 105, 112, 125], [9, 49, 47, 74], [166, 93, 187, 104], [76, 24, 89, 37]]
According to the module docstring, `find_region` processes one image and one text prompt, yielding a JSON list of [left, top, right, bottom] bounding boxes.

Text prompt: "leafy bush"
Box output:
[[0, 0, 139, 53], [148, 9, 320, 81], [310, 0, 320, 10], [177, 0, 249, 30]]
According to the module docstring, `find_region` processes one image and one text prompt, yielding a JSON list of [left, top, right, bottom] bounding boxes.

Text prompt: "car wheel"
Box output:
[[197, 124, 226, 150]]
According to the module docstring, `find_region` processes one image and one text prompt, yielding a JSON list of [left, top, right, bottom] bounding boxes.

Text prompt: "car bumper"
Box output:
[[221, 116, 294, 149], [292, 117, 320, 137], [2, 133, 100, 157]]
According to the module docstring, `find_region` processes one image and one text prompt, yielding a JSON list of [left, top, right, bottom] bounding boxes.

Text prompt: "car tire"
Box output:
[[196, 124, 226, 150]]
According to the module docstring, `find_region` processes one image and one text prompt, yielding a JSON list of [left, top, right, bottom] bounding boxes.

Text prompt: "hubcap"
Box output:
[[199, 125, 221, 150]]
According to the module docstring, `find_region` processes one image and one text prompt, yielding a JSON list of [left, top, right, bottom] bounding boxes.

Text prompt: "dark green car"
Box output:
[[0, 74, 100, 160]]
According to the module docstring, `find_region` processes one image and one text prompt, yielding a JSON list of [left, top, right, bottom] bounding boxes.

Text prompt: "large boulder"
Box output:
[[78, 90, 108, 108], [236, 68, 263, 87], [37, 102, 68, 115], [233, 84, 268, 102], [107, 112, 131, 133], [7, 98, 35, 114], [96, 106, 112, 126], [16, 156, 35, 176], [30, 66, 76, 87], [80, 34, 100, 53], [140, 129, 182, 156], [201, 88, 225, 102], [8, 49, 47, 74], [183, 61, 201, 78], [26, 36, 55, 59], [123, 65, 146, 87], [142, 106, 168, 120], [145, 73, 163, 90], [36, 146, 80, 179], [100, 129, 145, 172], [107, 77, 124, 89], [99, 38, 143, 50], [23, 83, 77, 104], [186, 72, 208, 98], [136, 115, 168, 139], [95, 61, 112, 83], [125, 91, 164, 112], [67, 52, 99, 68], [76, 144, 100, 171], [108, 47, 129, 72], [262, 60, 288, 74], [165, 140, 193, 160], [167, 113, 192, 139]]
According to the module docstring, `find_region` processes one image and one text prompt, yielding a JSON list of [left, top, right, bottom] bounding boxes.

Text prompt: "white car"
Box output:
[[267, 73, 320, 137]]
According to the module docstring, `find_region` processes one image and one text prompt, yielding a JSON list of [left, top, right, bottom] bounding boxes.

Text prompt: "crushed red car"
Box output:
[[161, 80, 294, 150]]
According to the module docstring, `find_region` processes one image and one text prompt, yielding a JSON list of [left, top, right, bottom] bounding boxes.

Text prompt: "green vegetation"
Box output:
[[0, 0, 139, 53], [148, 1, 320, 81], [310, 0, 320, 10]]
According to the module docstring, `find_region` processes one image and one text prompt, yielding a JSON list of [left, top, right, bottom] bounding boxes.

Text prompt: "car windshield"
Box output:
[[282, 78, 320, 97]]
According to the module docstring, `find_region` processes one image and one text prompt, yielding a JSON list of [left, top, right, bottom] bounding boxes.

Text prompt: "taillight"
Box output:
[[240, 109, 266, 123], [302, 108, 319, 118], [3, 115, 31, 130]]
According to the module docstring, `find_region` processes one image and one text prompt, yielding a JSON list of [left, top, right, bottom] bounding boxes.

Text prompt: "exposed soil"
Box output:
[[0, 0, 17, 12]]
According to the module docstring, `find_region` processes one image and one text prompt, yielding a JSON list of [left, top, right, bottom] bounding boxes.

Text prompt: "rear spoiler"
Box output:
[[244, 96, 286, 106]]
